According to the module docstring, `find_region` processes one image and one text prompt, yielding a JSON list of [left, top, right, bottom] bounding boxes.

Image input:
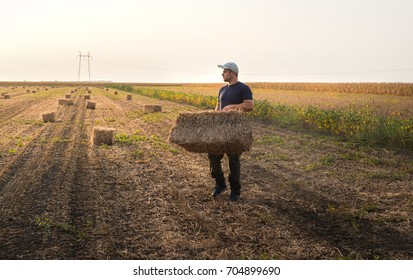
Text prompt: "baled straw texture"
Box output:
[[144, 105, 162, 113], [92, 127, 115, 146], [42, 112, 56, 123], [169, 110, 253, 154], [58, 99, 73, 106], [86, 101, 96, 109]]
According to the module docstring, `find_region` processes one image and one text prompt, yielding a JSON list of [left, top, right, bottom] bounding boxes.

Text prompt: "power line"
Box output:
[[77, 51, 92, 81]]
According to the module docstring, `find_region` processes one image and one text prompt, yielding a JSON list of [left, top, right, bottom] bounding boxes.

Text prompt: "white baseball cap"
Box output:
[[218, 62, 239, 74]]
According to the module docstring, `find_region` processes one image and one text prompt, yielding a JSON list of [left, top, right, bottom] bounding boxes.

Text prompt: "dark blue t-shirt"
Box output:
[[218, 82, 253, 110]]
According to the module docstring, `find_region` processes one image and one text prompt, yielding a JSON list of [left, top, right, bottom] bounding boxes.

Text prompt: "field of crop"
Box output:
[[0, 83, 412, 260]]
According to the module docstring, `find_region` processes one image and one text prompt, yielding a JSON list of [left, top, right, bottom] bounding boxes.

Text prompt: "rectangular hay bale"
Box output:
[[168, 110, 253, 154], [86, 101, 96, 109], [127, 95, 132, 100], [92, 127, 115, 146], [84, 94, 91, 100], [42, 112, 56, 123], [144, 105, 162, 113], [58, 99, 73, 106]]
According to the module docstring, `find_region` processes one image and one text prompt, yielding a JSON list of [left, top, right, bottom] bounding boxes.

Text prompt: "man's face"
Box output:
[[222, 69, 233, 82]]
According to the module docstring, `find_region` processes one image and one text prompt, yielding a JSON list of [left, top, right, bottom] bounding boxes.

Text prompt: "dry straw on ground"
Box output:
[[42, 112, 56, 123], [91, 127, 115, 146], [144, 105, 162, 113], [58, 99, 73, 106], [169, 110, 253, 154]]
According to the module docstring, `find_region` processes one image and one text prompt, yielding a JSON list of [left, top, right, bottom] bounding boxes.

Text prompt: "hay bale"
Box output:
[[3, 94, 11, 99], [92, 127, 115, 146], [32, 91, 36, 93], [58, 99, 73, 106], [84, 94, 91, 100], [86, 101, 96, 109], [169, 110, 253, 154], [144, 105, 162, 113], [42, 112, 56, 123], [65, 94, 71, 99], [88, 90, 92, 94], [127, 95, 132, 100], [114, 91, 118, 95]]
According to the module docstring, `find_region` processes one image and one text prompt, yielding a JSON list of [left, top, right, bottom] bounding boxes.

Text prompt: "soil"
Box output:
[[0, 86, 412, 260]]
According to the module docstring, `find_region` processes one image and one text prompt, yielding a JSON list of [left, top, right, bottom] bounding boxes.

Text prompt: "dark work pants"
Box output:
[[208, 153, 241, 195]]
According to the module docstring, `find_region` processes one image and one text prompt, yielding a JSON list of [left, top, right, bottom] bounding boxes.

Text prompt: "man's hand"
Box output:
[[222, 100, 254, 112], [222, 104, 242, 111]]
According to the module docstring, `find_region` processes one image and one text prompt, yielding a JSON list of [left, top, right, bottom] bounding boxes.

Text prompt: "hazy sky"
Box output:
[[1, 0, 413, 83]]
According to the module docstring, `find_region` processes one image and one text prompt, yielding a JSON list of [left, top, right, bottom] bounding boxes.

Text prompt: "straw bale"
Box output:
[[88, 90, 92, 94], [3, 94, 11, 99], [169, 110, 253, 154], [86, 101, 96, 109], [42, 112, 56, 123], [65, 94, 71, 99], [127, 95, 132, 100], [144, 105, 162, 113], [114, 91, 118, 95], [84, 94, 91, 100], [58, 99, 73, 106], [92, 127, 115, 146]]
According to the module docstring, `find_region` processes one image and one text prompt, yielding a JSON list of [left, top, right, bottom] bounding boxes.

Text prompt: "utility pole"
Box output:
[[77, 51, 92, 81]]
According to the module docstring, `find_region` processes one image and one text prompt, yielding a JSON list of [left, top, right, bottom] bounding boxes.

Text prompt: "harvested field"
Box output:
[[0, 84, 412, 260]]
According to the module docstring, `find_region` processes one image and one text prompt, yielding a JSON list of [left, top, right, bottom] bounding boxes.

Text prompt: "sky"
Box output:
[[1, 0, 413, 83]]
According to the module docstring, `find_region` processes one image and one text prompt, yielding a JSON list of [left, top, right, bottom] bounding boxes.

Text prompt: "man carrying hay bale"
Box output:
[[209, 62, 254, 201]]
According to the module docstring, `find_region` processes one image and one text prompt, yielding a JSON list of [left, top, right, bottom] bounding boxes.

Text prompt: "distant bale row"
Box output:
[[169, 110, 253, 154]]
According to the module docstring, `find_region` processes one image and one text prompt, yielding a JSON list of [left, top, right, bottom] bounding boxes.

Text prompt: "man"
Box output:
[[209, 62, 254, 201]]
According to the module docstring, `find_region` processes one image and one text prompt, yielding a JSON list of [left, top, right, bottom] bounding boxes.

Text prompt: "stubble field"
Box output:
[[0, 84, 412, 259]]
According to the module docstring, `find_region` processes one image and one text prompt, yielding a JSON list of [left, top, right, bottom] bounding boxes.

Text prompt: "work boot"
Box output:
[[229, 191, 240, 202], [212, 184, 227, 197]]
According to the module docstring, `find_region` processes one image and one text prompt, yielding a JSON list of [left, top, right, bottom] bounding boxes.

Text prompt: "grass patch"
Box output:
[[34, 214, 91, 240]]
